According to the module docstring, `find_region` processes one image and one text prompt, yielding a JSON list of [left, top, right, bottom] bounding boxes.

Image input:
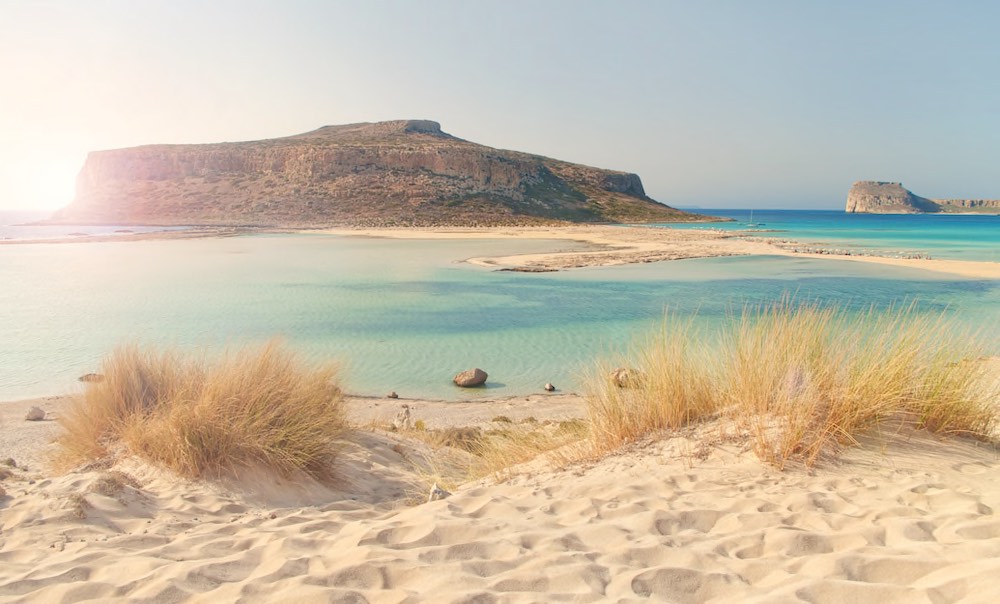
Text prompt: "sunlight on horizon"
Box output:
[[0, 159, 78, 212]]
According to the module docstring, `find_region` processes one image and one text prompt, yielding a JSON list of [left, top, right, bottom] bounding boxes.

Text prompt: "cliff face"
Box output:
[[845, 182, 938, 214], [846, 181, 1000, 214], [54, 120, 706, 227]]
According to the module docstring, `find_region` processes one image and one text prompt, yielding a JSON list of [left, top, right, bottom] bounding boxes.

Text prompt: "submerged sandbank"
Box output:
[[318, 225, 1000, 279]]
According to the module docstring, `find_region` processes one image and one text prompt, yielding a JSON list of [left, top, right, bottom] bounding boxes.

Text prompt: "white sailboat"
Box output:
[[747, 210, 763, 227]]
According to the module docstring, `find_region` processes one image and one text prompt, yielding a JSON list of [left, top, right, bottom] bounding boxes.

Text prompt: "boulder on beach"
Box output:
[[610, 367, 646, 389], [25, 406, 45, 421], [453, 368, 488, 387]]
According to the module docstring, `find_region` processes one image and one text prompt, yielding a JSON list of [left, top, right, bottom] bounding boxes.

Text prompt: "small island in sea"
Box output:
[[846, 180, 1000, 214]]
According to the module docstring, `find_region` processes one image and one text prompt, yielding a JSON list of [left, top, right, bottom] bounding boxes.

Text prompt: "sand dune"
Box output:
[[3, 394, 1000, 602]]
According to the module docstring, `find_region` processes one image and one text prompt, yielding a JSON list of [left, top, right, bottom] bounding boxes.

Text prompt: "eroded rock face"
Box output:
[[845, 182, 938, 214], [846, 181, 1000, 214], [52, 120, 707, 227]]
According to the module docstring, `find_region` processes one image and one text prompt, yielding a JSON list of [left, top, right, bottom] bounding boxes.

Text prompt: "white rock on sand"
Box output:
[[2, 394, 1000, 602]]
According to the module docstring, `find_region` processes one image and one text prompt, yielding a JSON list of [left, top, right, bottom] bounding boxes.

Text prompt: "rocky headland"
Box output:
[[846, 181, 1000, 214], [51, 120, 709, 227]]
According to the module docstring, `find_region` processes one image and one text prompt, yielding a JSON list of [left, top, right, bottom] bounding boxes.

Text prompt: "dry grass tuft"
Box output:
[[388, 418, 589, 486], [588, 301, 998, 468], [588, 314, 717, 456], [88, 471, 141, 498], [55, 341, 346, 480], [65, 493, 90, 519], [468, 419, 591, 480]]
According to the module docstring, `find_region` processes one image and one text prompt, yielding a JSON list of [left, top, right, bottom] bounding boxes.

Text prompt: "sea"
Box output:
[[1, 209, 998, 401]]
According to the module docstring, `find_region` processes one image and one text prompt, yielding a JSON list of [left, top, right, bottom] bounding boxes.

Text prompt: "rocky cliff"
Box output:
[[53, 120, 707, 227], [846, 181, 1000, 214]]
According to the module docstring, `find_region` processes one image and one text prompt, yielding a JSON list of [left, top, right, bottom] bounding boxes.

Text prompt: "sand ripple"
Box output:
[[2, 422, 1000, 602]]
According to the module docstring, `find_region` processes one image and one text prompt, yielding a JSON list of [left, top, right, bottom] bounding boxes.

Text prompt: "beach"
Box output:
[[3, 391, 1000, 602], [2, 225, 1000, 602]]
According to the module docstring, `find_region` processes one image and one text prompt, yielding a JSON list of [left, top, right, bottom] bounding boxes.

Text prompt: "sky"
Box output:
[[1, 0, 998, 212]]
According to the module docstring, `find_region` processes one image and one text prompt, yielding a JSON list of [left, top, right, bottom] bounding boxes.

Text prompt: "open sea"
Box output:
[[1, 209, 998, 401]]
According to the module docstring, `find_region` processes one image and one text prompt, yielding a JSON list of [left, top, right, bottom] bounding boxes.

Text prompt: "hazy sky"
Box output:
[[2, 0, 998, 211]]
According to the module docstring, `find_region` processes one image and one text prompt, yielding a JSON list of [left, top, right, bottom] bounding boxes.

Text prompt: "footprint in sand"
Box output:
[[953, 462, 989, 475]]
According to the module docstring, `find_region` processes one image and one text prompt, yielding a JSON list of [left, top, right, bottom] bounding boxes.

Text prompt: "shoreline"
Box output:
[[0, 392, 590, 469], [3, 222, 998, 279], [317, 224, 1000, 279]]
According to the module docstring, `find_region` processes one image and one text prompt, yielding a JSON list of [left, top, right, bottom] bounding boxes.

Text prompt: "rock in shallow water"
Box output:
[[453, 368, 488, 388]]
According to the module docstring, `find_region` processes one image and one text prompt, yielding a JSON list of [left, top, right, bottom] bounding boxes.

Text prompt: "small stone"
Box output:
[[78, 373, 104, 383], [453, 368, 488, 388], [2, 458, 16, 468], [544, 382, 556, 392], [25, 406, 45, 421], [428, 482, 451, 502], [386, 391, 398, 399]]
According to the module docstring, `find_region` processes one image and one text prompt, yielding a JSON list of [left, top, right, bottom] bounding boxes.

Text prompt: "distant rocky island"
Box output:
[[846, 181, 1000, 214], [52, 120, 711, 227]]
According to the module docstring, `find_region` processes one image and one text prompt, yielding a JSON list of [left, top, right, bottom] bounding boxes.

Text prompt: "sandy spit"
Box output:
[[317, 225, 1000, 279], [3, 392, 1000, 602]]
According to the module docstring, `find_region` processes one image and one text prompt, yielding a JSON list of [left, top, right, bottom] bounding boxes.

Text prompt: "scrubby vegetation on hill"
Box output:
[[54, 120, 712, 227]]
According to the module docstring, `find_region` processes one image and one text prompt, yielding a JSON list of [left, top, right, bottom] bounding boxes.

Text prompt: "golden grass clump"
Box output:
[[392, 418, 589, 485], [588, 315, 717, 455], [55, 341, 346, 480], [588, 301, 998, 467], [468, 419, 590, 480]]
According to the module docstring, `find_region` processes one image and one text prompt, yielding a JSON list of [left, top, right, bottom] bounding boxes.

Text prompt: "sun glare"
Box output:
[[0, 159, 78, 212]]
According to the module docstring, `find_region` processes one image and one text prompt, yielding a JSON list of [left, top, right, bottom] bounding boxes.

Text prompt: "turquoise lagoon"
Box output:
[[666, 209, 1000, 262], [1, 227, 998, 402]]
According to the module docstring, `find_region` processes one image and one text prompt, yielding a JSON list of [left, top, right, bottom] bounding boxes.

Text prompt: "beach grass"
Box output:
[[55, 341, 346, 479], [469, 419, 590, 480], [588, 301, 998, 467]]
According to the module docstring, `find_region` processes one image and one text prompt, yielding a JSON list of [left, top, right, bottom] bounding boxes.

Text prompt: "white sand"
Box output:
[[3, 394, 1000, 602]]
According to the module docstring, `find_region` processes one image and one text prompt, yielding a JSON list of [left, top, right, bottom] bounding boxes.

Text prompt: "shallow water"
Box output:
[[0, 211, 184, 241], [664, 209, 1000, 262], [1, 233, 997, 401]]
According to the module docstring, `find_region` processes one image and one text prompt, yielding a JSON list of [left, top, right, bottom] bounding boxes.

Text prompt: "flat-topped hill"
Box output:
[[52, 120, 709, 227], [846, 181, 1000, 214]]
